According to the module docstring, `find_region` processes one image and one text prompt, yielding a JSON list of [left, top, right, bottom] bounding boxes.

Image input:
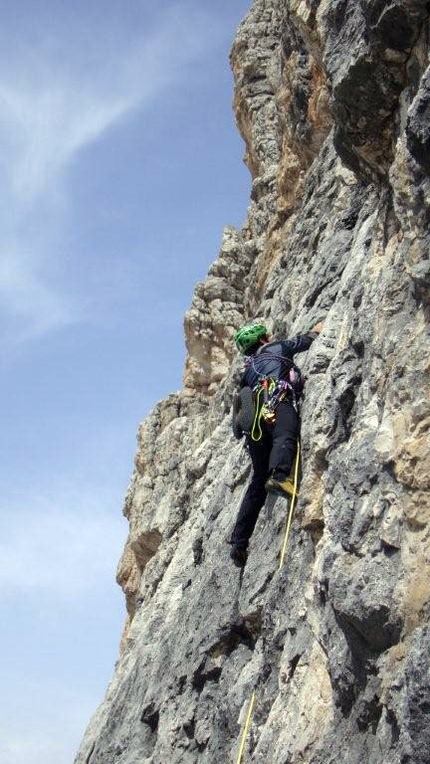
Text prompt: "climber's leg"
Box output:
[[230, 434, 271, 551], [268, 400, 299, 480]]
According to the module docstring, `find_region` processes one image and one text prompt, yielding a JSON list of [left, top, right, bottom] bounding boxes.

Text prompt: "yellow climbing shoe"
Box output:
[[265, 477, 297, 497]]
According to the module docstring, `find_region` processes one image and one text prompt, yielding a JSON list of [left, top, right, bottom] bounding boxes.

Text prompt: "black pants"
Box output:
[[231, 400, 299, 549]]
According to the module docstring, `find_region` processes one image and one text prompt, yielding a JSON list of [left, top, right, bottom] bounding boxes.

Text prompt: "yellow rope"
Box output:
[[234, 441, 300, 760], [251, 379, 277, 441], [235, 691, 255, 764], [279, 441, 301, 570], [250, 387, 264, 441]]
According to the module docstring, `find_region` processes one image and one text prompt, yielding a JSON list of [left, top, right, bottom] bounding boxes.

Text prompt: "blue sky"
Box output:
[[0, 2, 251, 762]]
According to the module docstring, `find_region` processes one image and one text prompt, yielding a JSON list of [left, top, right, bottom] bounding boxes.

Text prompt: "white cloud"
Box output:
[[0, 83, 136, 202], [0, 4, 223, 202]]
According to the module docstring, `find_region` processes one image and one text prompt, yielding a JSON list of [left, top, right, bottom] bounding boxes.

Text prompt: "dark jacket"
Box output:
[[241, 333, 317, 389]]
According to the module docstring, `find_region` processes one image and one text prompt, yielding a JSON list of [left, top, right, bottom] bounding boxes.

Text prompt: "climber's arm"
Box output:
[[281, 322, 324, 355]]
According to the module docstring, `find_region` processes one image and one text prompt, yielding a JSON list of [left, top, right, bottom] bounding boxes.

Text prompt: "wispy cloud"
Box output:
[[0, 2, 229, 348], [0, 83, 137, 203], [0, 3, 223, 202], [0, 249, 75, 344]]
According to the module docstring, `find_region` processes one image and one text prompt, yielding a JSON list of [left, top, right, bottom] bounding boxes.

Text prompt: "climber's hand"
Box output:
[[311, 321, 324, 334]]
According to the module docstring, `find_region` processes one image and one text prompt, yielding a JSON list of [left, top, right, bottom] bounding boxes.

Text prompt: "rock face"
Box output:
[[75, 2, 430, 763]]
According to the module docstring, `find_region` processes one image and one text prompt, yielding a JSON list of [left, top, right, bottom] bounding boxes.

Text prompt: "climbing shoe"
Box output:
[[230, 545, 248, 568], [265, 476, 297, 498]]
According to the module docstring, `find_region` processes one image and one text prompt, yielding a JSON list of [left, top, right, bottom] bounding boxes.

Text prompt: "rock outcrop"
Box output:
[[75, 2, 430, 762]]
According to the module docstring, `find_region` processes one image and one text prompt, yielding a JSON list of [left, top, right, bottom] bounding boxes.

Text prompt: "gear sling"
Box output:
[[233, 344, 303, 442]]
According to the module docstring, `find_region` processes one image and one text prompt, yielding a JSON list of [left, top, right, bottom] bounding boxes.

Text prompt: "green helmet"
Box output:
[[235, 322, 268, 354]]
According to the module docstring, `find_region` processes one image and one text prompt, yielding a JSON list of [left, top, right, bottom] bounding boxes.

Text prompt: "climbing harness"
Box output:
[[246, 349, 303, 439], [233, 345, 304, 442], [249, 375, 300, 442]]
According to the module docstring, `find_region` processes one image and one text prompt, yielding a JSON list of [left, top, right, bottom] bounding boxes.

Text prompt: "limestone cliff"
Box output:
[[75, 2, 430, 762]]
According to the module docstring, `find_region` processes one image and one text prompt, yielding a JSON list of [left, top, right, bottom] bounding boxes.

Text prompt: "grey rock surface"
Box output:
[[75, 1, 430, 762]]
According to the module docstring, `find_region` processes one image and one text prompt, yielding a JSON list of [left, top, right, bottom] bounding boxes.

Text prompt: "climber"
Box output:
[[229, 320, 323, 567]]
